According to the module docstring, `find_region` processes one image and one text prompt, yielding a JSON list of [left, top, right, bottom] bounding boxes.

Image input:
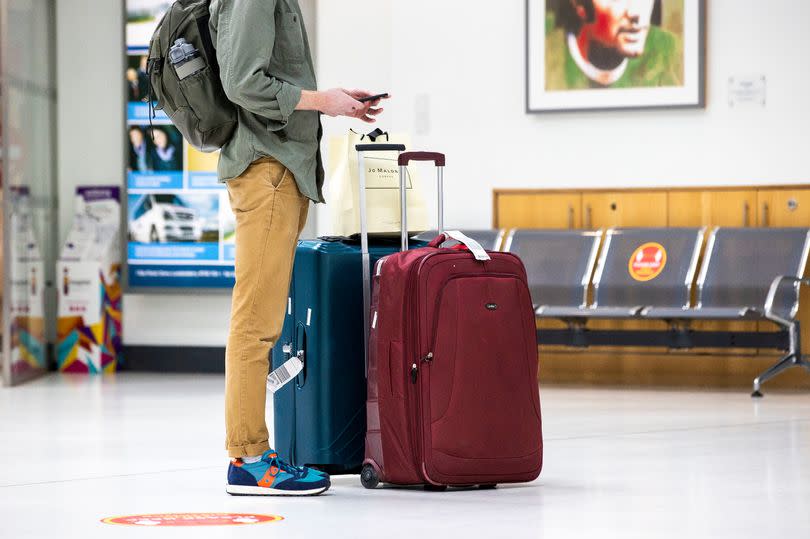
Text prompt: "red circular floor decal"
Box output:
[[101, 513, 283, 527]]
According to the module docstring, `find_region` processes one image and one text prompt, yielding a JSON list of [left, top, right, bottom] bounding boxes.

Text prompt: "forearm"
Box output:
[[296, 90, 324, 112], [296, 88, 384, 122]]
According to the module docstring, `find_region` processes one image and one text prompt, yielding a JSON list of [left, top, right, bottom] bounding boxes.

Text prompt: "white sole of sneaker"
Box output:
[[226, 484, 330, 497]]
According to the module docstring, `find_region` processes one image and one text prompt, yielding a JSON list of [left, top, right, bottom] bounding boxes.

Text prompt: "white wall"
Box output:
[[56, 0, 124, 241], [316, 0, 810, 232], [56, 0, 810, 349]]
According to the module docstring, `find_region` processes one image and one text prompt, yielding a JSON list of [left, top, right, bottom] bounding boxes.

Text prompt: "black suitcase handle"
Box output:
[[355, 144, 406, 153], [399, 151, 445, 167]]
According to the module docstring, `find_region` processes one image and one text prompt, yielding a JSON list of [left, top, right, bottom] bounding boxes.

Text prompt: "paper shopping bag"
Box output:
[[327, 129, 429, 237]]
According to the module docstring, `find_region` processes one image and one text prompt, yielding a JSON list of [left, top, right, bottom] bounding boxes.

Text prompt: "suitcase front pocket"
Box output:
[[424, 275, 541, 478]]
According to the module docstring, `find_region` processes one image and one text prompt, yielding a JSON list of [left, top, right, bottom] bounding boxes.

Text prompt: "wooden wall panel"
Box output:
[[582, 192, 668, 228], [494, 192, 582, 229]]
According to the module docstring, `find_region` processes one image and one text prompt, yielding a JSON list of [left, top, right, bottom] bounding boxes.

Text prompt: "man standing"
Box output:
[[210, 0, 387, 496], [545, 0, 682, 90]]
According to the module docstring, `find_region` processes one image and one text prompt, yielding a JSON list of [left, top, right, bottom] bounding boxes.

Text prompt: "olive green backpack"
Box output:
[[147, 0, 236, 152]]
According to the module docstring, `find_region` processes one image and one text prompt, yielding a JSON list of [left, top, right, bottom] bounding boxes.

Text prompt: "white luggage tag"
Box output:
[[266, 355, 304, 393], [443, 230, 491, 261]]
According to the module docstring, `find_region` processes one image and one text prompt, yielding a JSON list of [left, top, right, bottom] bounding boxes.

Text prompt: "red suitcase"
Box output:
[[356, 149, 543, 489]]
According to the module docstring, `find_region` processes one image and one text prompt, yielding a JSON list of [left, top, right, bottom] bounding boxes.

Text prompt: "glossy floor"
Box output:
[[1, 373, 808, 538]]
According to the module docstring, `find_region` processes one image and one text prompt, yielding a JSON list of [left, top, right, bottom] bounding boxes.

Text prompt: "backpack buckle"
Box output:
[[147, 57, 162, 75]]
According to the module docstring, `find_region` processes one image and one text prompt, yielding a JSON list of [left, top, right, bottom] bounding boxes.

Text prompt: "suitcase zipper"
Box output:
[[407, 253, 468, 485], [405, 255, 433, 482], [409, 353, 433, 385]]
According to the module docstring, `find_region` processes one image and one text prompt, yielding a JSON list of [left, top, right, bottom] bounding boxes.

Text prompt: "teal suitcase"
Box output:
[[271, 237, 407, 474]]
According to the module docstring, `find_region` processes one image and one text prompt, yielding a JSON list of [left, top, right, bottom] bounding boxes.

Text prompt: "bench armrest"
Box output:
[[764, 275, 810, 324]]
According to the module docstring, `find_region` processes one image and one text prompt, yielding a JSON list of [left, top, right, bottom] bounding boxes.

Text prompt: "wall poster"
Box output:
[[125, 0, 235, 289]]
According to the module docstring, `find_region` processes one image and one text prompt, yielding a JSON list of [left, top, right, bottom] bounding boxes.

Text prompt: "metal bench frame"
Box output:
[[530, 228, 810, 396]]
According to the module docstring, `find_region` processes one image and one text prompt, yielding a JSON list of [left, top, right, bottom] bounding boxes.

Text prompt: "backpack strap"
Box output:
[[196, 1, 220, 76], [146, 35, 165, 126], [147, 36, 163, 75]]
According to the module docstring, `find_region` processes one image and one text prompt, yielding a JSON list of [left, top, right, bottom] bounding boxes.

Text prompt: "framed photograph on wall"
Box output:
[[526, 0, 706, 112]]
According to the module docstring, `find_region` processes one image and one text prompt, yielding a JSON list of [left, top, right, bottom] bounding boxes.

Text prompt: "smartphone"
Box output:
[[358, 93, 389, 103]]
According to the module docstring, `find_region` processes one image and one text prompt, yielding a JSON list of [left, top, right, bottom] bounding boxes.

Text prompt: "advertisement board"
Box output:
[[6, 187, 47, 378], [57, 186, 123, 373], [125, 0, 235, 289]]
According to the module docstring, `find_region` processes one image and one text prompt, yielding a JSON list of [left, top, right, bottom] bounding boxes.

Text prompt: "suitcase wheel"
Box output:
[[479, 484, 498, 490], [360, 464, 380, 489], [423, 484, 448, 492]]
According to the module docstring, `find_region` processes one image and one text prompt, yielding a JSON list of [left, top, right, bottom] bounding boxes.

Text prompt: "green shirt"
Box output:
[[210, 0, 324, 202], [545, 25, 683, 91]]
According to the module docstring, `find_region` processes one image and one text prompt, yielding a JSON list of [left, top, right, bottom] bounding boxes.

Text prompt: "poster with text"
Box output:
[[126, 0, 234, 289]]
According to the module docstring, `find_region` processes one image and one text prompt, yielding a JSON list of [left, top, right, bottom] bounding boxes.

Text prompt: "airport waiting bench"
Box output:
[[501, 227, 810, 397]]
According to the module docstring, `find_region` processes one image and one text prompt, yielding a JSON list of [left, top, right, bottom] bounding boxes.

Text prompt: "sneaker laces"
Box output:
[[263, 454, 306, 478]]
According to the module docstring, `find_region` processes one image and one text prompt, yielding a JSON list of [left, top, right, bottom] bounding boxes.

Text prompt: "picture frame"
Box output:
[[526, 0, 706, 113]]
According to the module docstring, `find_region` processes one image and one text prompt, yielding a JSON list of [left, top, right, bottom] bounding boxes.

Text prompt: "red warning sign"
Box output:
[[101, 513, 283, 527], [628, 242, 667, 282]]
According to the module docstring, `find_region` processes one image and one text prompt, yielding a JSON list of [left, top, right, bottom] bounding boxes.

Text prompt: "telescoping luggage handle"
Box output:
[[355, 146, 446, 251], [355, 144, 446, 376]]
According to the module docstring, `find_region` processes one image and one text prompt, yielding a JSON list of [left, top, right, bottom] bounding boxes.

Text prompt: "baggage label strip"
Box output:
[[266, 357, 304, 393], [444, 230, 491, 261]]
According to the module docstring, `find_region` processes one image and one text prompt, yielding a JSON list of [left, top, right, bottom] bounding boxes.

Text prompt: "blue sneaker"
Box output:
[[226, 450, 331, 496]]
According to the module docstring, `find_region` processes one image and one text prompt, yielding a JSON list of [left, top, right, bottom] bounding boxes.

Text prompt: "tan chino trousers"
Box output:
[[225, 156, 309, 458]]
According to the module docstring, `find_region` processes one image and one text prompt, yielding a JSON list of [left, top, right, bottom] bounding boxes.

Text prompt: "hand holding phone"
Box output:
[[357, 93, 390, 103]]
